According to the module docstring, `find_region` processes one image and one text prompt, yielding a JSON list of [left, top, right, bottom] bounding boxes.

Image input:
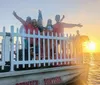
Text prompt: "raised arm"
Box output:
[[38, 10, 43, 26], [38, 10, 43, 20], [60, 15, 65, 22], [62, 23, 83, 28], [13, 11, 26, 25]]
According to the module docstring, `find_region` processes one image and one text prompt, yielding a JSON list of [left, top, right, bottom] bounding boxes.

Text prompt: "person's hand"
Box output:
[[13, 11, 17, 16], [62, 15, 65, 19], [77, 24, 83, 28], [39, 10, 41, 13]]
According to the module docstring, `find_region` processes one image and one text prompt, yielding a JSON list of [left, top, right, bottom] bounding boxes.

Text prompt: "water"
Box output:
[[88, 60, 100, 85], [67, 60, 100, 85]]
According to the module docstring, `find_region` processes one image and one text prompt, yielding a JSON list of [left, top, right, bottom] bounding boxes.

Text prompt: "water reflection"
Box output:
[[88, 60, 100, 85], [67, 58, 100, 85]]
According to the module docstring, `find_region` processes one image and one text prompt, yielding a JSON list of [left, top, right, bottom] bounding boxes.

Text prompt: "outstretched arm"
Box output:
[[13, 11, 26, 25], [62, 23, 83, 28]]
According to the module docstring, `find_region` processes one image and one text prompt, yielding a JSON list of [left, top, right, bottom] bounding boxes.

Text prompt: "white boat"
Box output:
[[0, 26, 89, 85]]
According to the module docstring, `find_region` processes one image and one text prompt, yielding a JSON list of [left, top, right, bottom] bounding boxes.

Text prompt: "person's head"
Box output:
[[32, 19, 37, 27], [47, 19, 52, 26], [55, 15, 60, 23], [76, 30, 80, 35], [26, 16, 31, 24]]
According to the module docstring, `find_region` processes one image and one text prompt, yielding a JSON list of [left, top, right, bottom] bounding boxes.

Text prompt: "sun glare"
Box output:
[[86, 42, 96, 52]]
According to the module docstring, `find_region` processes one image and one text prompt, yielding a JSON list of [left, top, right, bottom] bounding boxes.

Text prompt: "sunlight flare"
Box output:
[[86, 42, 96, 52]]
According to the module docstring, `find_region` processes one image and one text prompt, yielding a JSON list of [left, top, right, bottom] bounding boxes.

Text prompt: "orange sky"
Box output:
[[64, 23, 100, 52], [64, 25, 100, 52], [63, 0, 100, 52]]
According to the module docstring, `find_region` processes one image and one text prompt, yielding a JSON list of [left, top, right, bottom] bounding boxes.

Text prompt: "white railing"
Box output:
[[0, 40, 5, 70], [0, 26, 83, 72], [0, 28, 6, 70]]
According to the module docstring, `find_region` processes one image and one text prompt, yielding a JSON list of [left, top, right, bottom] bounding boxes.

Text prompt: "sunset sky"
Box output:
[[0, 0, 100, 52]]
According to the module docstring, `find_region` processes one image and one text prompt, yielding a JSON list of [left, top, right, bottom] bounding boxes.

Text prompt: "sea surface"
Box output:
[[88, 60, 100, 85], [68, 60, 100, 85]]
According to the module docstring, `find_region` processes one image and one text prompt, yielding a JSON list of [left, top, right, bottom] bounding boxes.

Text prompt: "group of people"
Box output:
[[13, 10, 83, 57]]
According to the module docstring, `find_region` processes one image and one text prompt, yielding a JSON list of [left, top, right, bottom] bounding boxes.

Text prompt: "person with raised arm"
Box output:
[[13, 12, 29, 48], [13, 11, 40, 60], [13, 11, 33, 34], [13, 11, 39, 44], [37, 10, 45, 32], [53, 15, 83, 58], [53, 15, 82, 34], [38, 10, 43, 27]]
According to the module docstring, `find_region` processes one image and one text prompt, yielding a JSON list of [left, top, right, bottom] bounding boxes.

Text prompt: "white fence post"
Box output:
[[10, 25, 14, 71], [52, 32, 54, 65], [22, 28, 25, 68], [38, 30, 41, 67], [43, 31, 46, 66], [1, 34, 5, 70], [4, 36, 10, 62], [47, 31, 50, 66], [66, 34, 69, 65], [28, 29, 31, 67], [55, 33, 58, 65], [59, 33, 62, 65], [33, 30, 36, 67], [72, 35, 75, 64], [69, 34, 72, 64], [16, 28, 19, 68], [1, 27, 6, 70], [64, 34, 66, 64]]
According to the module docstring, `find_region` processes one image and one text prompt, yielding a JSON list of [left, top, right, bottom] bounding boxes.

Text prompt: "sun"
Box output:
[[86, 42, 96, 52]]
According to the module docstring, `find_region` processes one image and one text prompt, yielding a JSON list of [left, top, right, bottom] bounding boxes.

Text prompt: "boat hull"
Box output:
[[0, 64, 89, 85]]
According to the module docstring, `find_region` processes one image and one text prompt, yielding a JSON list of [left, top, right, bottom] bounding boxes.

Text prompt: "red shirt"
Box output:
[[53, 22, 73, 36], [24, 23, 38, 44], [53, 23, 64, 34], [24, 24, 38, 34], [53, 22, 65, 36]]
